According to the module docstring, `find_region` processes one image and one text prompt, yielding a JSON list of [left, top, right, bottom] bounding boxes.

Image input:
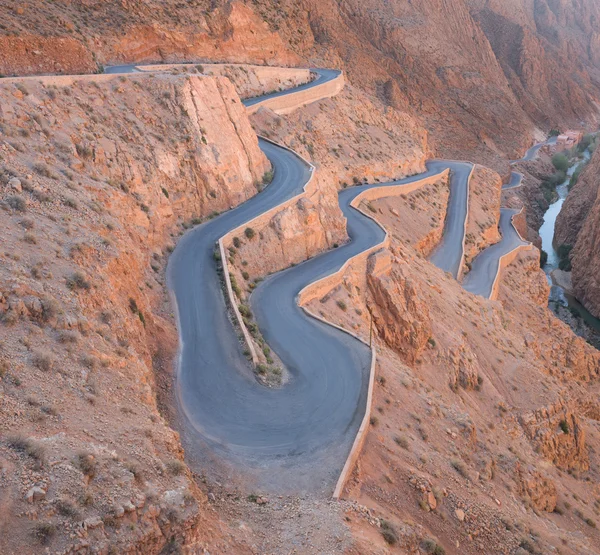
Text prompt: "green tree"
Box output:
[[552, 153, 569, 172]]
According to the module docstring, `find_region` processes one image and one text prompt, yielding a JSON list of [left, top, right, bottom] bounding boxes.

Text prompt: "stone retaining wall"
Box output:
[[245, 72, 345, 115]]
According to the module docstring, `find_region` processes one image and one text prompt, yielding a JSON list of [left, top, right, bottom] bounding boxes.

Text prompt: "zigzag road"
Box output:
[[97, 63, 533, 493]]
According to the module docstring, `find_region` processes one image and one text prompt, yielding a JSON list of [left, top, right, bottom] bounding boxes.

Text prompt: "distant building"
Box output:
[[555, 130, 583, 152]]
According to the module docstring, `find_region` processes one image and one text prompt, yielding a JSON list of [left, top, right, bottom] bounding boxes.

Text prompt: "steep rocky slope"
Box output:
[[559, 148, 600, 318], [303, 187, 600, 554], [555, 149, 600, 250], [0, 72, 269, 554], [2, 0, 600, 167]]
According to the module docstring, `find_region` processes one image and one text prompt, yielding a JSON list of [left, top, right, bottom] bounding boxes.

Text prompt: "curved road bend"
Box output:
[[243, 68, 342, 108], [503, 171, 523, 190], [104, 64, 341, 109], [511, 136, 558, 164], [428, 161, 473, 278], [169, 160, 452, 494], [462, 208, 528, 298]]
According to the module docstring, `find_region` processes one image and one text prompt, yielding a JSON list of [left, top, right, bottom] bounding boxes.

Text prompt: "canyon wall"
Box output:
[[2, 0, 600, 167], [554, 148, 600, 318]]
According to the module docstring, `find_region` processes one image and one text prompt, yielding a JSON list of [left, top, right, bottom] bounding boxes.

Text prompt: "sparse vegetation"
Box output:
[[379, 519, 398, 545], [77, 452, 97, 478], [421, 538, 445, 555], [32, 351, 54, 372], [32, 522, 56, 545], [7, 434, 46, 464], [67, 271, 91, 290], [557, 244, 573, 271], [244, 227, 256, 240], [6, 194, 26, 212], [166, 459, 186, 476], [394, 435, 409, 449], [450, 458, 469, 478]]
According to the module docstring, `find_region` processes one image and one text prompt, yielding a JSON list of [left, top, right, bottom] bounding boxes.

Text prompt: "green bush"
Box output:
[[557, 244, 573, 271], [551, 153, 569, 172], [244, 227, 255, 240]]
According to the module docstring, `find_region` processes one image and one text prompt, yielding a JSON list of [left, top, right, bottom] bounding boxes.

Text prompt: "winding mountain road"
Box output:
[[503, 171, 523, 190], [511, 136, 557, 163], [164, 65, 533, 493], [13, 62, 525, 492], [429, 161, 473, 277], [462, 208, 528, 297]]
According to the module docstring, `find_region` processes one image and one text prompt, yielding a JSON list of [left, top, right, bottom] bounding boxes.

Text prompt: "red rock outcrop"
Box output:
[[366, 250, 432, 365], [515, 466, 557, 512], [520, 401, 589, 472], [555, 149, 600, 249]]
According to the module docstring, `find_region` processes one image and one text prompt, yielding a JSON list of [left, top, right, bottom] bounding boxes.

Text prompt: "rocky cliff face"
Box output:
[[554, 148, 600, 317], [2, 0, 600, 167], [305, 178, 600, 554], [0, 2, 298, 75], [555, 148, 600, 249], [0, 72, 267, 554]]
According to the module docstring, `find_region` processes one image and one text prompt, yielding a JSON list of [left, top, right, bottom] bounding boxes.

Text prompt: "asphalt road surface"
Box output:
[[503, 171, 523, 190], [96, 62, 524, 492], [462, 208, 528, 298], [0, 61, 528, 492], [428, 161, 473, 278], [511, 136, 558, 163]]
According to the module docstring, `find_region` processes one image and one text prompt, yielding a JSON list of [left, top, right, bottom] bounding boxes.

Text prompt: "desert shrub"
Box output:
[[380, 520, 398, 545], [67, 272, 91, 290], [244, 227, 255, 240], [32, 522, 55, 545], [166, 459, 186, 476], [450, 458, 469, 478], [233, 236, 241, 248], [394, 435, 409, 449], [0, 358, 9, 377], [23, 232, 37, 244], [77, 452, 97, 477], [559, 419, 570, 434], [262, 169, 274, 184], [40, 296, 60, 322], [6, 194, 26, 212], [125, 460, 144, 482], [63, 197, 78, 209], [336, 300, 347, 311], [19, 217, 34, 229], [33, 162, 57, 179], [421, 538, 445, 555], [7, 434, 46, 463], [75, 143, 93, 159], [55, 498, 80, 518], [58, 330, 79, 344], [32, 351, 54, 372]]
